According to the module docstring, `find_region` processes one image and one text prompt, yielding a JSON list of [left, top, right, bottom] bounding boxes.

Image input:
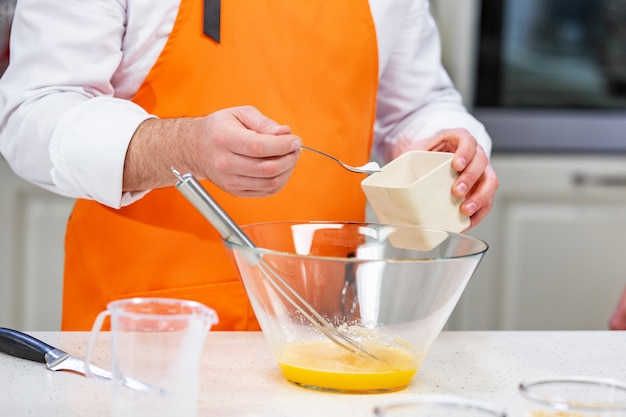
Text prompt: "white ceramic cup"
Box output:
[[361, 151, 470, 233], [85, 297, 218, 417], [519, 376, 626, 417]]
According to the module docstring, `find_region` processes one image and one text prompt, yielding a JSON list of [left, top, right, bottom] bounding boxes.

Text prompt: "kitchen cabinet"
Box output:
[[0, 158, 73, 330], [429, 0, 626, 330], [450, 154, 626, 330]]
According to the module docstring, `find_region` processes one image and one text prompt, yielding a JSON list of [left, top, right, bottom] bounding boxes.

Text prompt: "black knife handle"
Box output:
[[0, 327, 55, 363]]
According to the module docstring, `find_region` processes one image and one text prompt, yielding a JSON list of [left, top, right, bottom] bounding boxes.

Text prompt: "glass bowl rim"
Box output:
[[373, 394, 507, 417], [223, 220, 489, 262], [519, 375, 626, 411]]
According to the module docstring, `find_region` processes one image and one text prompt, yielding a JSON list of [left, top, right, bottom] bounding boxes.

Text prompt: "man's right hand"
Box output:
[[123, 105, 302, 197]]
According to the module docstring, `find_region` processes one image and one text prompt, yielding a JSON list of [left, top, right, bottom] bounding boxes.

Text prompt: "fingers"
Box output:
[[197, 106, 302, 197], [232, 105, 292, 135], [422, 129, 499, 227], [461, 163, 498, 228], [222, 106, 301, 158], [211, 151, 301, 196], [395, 128, 477, 173], [393, 128, 499, 229], [451, 145, 487, 199]]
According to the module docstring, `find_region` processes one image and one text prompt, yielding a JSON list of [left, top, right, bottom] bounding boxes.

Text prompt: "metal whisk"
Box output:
[[171, 168, 379, 360]]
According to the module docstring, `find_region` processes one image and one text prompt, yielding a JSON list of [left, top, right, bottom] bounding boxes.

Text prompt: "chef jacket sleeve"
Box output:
[[0, 0, 155, 209], [372, 0, 492, 163]]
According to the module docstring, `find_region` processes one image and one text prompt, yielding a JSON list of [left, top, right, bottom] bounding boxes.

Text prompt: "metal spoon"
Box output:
[[301, 146, 381, 174]]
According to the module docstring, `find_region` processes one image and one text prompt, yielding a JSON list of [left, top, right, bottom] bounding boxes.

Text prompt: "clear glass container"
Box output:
[[374, 395, 506, 417], [519, 376, 626, 416], [224, 221, 488, 394]]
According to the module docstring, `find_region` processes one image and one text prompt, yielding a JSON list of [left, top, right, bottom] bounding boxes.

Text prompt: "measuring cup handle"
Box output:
[[84, 310, 110, 380]]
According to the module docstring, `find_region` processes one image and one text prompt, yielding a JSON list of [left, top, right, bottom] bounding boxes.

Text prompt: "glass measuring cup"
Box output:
[[85, 297, 218, 417]]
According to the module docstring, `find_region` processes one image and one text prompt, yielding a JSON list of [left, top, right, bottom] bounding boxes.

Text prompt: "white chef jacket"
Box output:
[[0, 0, 491, 209]]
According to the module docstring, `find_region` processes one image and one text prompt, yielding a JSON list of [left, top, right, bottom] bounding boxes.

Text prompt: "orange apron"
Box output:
[[61, 0, 378, 330]]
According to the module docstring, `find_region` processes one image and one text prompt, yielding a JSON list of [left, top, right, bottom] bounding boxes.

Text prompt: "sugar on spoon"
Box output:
[[301, 145, 381, 174]]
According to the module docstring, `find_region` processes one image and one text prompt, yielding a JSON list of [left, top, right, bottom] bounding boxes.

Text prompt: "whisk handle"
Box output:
[[172, 169, 257, 250]]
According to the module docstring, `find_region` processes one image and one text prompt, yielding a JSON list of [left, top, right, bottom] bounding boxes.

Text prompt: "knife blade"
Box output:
[[0, 327, 161, 394]]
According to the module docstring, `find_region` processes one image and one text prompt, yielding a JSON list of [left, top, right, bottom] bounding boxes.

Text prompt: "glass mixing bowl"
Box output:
[[374, 395, 506, 417], [224, 221, 488, 394], [519, 376, 626, 416]]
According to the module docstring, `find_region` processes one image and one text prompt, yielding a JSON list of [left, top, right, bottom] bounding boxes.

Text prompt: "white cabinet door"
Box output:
[[0, 159, 74, 330], [451, 155, 626, 330]]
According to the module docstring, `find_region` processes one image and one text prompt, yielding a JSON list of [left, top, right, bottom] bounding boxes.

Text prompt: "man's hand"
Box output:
[[123, 106, 302, 197], [392, 128, 499, 229], [193, 106, 301, 197]]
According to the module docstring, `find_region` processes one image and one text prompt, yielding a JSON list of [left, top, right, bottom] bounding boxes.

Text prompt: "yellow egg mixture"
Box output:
[[277, 340, 421, 393]]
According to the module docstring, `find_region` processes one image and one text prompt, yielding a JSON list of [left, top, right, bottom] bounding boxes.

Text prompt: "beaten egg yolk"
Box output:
[[277, 340, 421, 393]]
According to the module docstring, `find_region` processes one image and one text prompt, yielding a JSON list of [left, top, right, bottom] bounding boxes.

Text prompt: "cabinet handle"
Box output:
[[572, 172, 626, 187]]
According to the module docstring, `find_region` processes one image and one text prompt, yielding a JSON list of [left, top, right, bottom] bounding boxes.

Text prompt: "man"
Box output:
[[0, 0, 498, 330]]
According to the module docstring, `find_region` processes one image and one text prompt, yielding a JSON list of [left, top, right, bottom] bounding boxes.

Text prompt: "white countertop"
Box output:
[[1, 331, 625, 417]]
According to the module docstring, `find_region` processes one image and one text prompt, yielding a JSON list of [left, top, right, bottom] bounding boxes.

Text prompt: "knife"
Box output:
[[0, 327, 160, 394]]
